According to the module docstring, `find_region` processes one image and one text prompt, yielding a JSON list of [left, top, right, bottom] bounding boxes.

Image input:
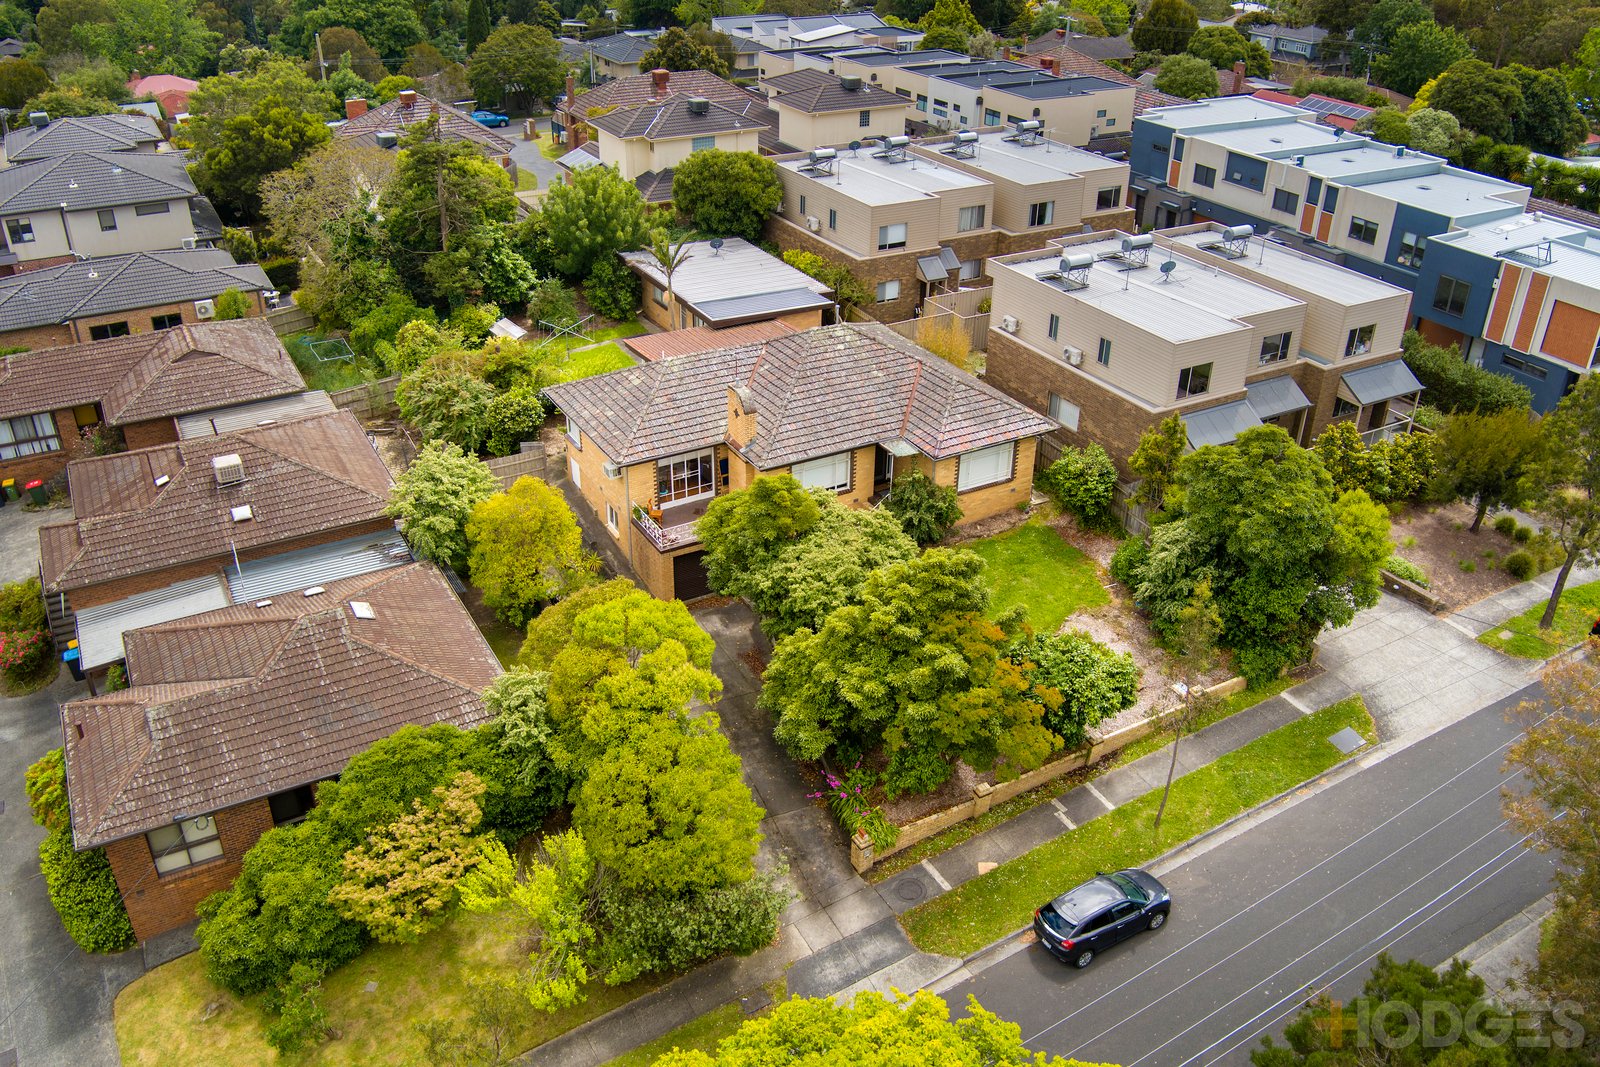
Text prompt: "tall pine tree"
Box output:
[[467, 0, 491, 52]]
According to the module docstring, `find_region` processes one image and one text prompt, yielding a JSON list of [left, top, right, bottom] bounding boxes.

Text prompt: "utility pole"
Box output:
[[315, 32, 327, 80]]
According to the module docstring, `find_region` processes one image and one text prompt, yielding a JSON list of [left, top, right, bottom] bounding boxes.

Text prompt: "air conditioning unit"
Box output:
[[212, 453, 244, 486], [194, 298, 216, 319], [601, 460, 621, 479], [181, 236, 198, 250], [999, 315, 1019, 333], [1064, 345, 1083, 365], [805, 215, 821, 232]]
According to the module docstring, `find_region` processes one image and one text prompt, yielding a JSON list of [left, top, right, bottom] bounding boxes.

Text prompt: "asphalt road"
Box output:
[[947, 683, 1559, 1067]]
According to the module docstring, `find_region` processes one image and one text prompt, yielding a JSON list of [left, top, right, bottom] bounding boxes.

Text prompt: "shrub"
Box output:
[[1492, 514, 1518, 537], [351, 294, 433, 361], [780, 249, 872, 311], [467, 476, 598, 628], [1401, 331, 1531, 414], [1382, 555, 1429, 588], [1039, 444, 1118, 526], [26, 748, 68, 831], [39, 826, 135, 952], [1503, 551, 1536, 581], [447, 303, 501, 343], [0, 627, 51, 684], [1513, 524, 1532, 543], [583, 257, 640, 320], [104, 662, 128, 691], [396, 362, 497, 453], [526, 277, 579, 329], [1110, 535, 1149, 588], [914, 315, 971, 372], [0, 576, 46, 633], [1458, 560, 1477, 573], [264, 962, 330, 1056], [388, 320, 460, 376], [1011, 630, 1139, 748], [595, 872, 789, 984], [213, 287, 253, 321], [484, 385, 547, 457], [884, 469, 962, 546]]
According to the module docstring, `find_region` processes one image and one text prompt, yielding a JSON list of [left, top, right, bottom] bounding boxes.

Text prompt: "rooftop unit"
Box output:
[[942, 130, 979, 159], [212, 453, 244, 487], [800, 147, 838, 176], [1038, 251, 1095, 291], [1199, 224, 1255, 260], [872, 134, 912, 163], [687, 97, 711, 115], [1002, 119, 1043, 147]]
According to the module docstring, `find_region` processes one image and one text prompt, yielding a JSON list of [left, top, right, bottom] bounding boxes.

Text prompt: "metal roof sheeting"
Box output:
[[1244, 375, 1311, 419], [176, 391, 335, 438], [1342, 360, 1424, 405], [227, 531, 411, 603], [694, 287, 835, 326], [76, 574, 231, 669], [1185, 399, 1262, 448]]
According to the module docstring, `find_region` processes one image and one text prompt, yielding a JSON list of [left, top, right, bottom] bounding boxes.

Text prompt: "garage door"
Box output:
[[673, 551, 711, 601]]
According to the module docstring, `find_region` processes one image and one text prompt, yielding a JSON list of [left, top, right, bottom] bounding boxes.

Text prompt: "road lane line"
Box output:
[[1049, 798, 1077, 830], [1281, 690, 1314, 715]]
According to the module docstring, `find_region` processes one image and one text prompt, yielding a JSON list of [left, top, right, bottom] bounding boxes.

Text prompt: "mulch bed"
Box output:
[[1388, 501, 1526, 609]]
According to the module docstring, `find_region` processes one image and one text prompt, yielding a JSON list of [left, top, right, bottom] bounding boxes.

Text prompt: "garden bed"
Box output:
[[1385, 502, 1534, 608]]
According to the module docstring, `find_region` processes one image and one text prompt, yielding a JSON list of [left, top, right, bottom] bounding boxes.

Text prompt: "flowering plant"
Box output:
[[0, 628, 49, 677], [810, 762, 898, 852]]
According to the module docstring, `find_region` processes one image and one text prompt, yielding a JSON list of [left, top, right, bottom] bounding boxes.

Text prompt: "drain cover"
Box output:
[[1328, 726, 1367, 754], [893, 878, 926, 903]]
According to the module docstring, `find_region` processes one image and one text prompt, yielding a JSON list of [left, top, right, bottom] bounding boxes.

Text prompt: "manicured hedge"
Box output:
[[39, 826, 135, 952]]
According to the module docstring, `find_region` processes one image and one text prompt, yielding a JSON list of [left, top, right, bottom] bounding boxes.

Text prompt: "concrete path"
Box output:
[[1446, 894, 1554, 1010], [0, 502, 69, 586]]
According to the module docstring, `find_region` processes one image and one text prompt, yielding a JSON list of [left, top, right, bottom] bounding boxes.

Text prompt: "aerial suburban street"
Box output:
[[947, 683, 1560, 1067]]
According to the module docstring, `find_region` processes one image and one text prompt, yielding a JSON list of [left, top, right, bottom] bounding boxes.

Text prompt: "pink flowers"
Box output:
[[0, 629, 45, 670]]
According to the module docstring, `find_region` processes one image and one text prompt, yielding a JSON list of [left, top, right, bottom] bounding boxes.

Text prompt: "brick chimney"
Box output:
[[651, 67, 670, 98], [565, 73, 576, 105], [345, 97, 368, 120], [1054, 27, 1065, 38], [1231, 61, 1248, 95], [398, 88, 418, 110], [1039, 55, 1055, 74], [727, 386, 757, 449]]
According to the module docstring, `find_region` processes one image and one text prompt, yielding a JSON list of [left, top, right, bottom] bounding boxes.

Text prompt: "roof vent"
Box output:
[[942, 130, 978, 158], [840, 74, 863, 91], [212, 453, 244, 486], [230, 504, 253, 522], [349, 600, 376, 619], [153, 474, 170, 488], [872, 134, 911, 163], [303, 586, 326, 597], [687, 96, 711, 115], [255, 599, 272, 608], [1003, 119, 1043, 146]]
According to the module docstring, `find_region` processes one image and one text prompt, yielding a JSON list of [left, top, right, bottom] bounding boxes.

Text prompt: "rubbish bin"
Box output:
[[63, 645, 83, 682], [1, 478, 16, 501], [24, 478, 46, 504]]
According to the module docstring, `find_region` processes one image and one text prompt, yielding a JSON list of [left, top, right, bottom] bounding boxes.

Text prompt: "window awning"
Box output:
[[1340, 360, 1424, 406], [695, 288, 835, 327], [915, 247, 962, 284], [1184, 399, 1262, 448], [1244, 375, 1311, 420]]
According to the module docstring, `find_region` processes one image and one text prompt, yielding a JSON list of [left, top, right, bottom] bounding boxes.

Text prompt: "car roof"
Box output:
[[1050, 876, 1125, 922]]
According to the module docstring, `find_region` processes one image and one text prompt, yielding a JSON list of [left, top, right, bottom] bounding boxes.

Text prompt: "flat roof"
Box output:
[[932, 69, 1126, 98], [1438, 213, 1600, 288], [1137, 95, 1315, 131], [1356, 168, 1527, 219], [780, 146, 989, 205], [995, 234, 1301, 343], [916, 131, 1125, 184], [1205, 121, 1342, 157], [1163, 227, 1410, 304]]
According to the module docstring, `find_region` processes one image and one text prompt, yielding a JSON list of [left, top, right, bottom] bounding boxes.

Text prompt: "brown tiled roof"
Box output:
[[338, 92, 513, 155], [633, 169, 676, 203], [61, 563, 500, 847], [1021, 29, 1133, 59], [545, 321, 1057, 467], [589, 93, 767, 140], [623, 320, 795, 362], [764, 69, 910, 114], [566, 69, 749, 118], [43, 410, 393, 592], [1025, 47, 1188, 112], [0, 320, 302, 424]]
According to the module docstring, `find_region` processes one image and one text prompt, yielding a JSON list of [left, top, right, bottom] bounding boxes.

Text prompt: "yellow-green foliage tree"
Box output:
[[467, 476, 598, 627]]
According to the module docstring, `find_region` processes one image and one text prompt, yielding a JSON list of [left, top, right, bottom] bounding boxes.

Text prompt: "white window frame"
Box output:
[[792, 451, 853, 492], [656, 448, 716, 504], [606, 502, 619, 532], [1048, 393, 1080, 431], [147, 814, 224, 875], [956, 440, 1015, 492], [0, 412, 61, 460], [875, 279, 899, 302], [877, 222, 908, 250], [566, 416, 581, 447]]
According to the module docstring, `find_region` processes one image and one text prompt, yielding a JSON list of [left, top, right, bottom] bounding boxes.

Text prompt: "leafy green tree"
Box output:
[[467, 476, 598, 628], [1129, 414, 1186, 510], [638, 25, 728, 77], [697, 474, 824, 594], [654, 989, 1090, 1067], [396, 360, 497, 453], [1354, 0, 1429, 51], [1154, 53, 1219, 99], [470, 23, 565, 112], [327, 65, 376, 106], [1571, 27, 1600, 120], [763, 550, 1059, 795], [1507, 64, 1587, 154], [1131, 0, 1198, 54], [192, 98, 332, 219], [482, 667, 567, 806], [212, 288, 252, 320], [885, 468, 962, 545], [385, 439, 501, 572], [541, 164, 651, 280], [919, 0, 983, 34], [282, 0, 426, 61], [574, 711, 765, 894], [918, 25, 973, 50], [1401, 330, 1531, 413], [1432, 409, 1543, 531], [518, 577, 638, 669], [466, 0, 489, 50], [261, 140, 398, 261], [1153, 577, 1221, 840], [328, 772, 488, 942], [484, 384, 546, 458], [1374, 21, 1473, 97], [423, 226, 537, 310], [670, 150, 783, 242], [1526, 373, 1600, 629], [1010, 630, 1138, 749], [36, 0, 217, 77], [1186, 26, 1270, 76], [0, 59, 51, 110], [1406, 106, 1465, 157], [1428, 59, 1524, 142], [315, 26, 388, 81], [19, 87, 117, 116], [1039, 443, 1119, 526], [264, 962, 330, 1057], [748, 502, 918, 639]]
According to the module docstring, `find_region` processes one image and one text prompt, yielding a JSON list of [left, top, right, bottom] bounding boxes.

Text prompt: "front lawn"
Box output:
[[560, 342, 638, 382], [900, 696, 1375, 958], [966, 521, 1109, 633], [116, 906, 664, 1065], [1477, 578, 1600, 659]]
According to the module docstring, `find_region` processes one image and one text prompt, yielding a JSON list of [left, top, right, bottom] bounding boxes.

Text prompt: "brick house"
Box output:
[[543, 321, 1056, 601], [556, 68, 783, 155], [583, 93, 771, 204], [3, 113, 164, 164], [39, 409, 402, 674], [59, 562, 499, 940], [760, 69, 912, 150], [0, 248, 271, 348], [338, 89, 515, 171], [0, 319, 313, 489], [619, 237, 834, 332], [983, 223, 1422, 475], [769, 126, 1133, 322]]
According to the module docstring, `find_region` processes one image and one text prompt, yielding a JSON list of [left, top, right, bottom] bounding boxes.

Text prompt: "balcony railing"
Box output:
[[632, 507, 702, 551]]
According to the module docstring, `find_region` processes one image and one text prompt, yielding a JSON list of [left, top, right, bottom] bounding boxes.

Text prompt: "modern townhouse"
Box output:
[[2, 113, 164, 164], [0, 248, 272, 348], [543, 321, 1055, 601], [0, 150, 214, 271], [0, 319, 317, 490], [983, 222, 1420, 473], [619, 237, 834, 331], [38, 409, 406, 675], [769, 125, 1132, 321], [61, 562, 498, 940], [761, 68, 912, 148], [714, 13, 923, 53]]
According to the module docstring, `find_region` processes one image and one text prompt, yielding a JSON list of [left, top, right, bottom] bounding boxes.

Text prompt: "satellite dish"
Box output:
[[849, 140, 861, 151], [710, 237, 724, 251], [1159, 260, 1176, 274]]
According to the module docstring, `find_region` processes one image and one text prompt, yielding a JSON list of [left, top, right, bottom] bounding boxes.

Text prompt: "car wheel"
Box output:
[[1073, 948, 1094, 968], [1148, 911, 1167, 931]]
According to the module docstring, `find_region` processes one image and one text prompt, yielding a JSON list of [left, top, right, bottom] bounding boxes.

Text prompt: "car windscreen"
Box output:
[[1107, 872, 1147, 903]]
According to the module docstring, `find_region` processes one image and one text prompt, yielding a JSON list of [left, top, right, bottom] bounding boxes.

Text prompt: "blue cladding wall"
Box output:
[[1130, 119, 1172, 180], [1383, 203, 1451, 268], [1224, 152, 1268, 192], [1481, 344, 1578, 412], [1414, 240, 1500, 338]]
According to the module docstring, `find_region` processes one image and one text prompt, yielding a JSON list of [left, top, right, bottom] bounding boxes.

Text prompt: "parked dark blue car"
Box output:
[[1033, 869, 1171, 968]]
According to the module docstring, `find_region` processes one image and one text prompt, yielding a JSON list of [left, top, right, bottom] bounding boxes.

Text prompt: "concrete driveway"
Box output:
[[0, 501, 68, 587], [507, 118, 566, 191]]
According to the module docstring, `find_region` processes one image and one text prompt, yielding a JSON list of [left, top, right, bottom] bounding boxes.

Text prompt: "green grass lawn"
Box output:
[[560, 342, 638, 381], [481, 617, 526, 668], [1108, 675, 1298, 768], [966, 521, 1109, 633], [603, 981, 785, 1066], [540, 137, 568, 161], [1477, 578, 1600, 659], [285, 333, 377, 393], [900, 696, 1375, 958]]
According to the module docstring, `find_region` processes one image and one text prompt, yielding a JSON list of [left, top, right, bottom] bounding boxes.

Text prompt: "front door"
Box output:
[[874, 446, 894, 488]]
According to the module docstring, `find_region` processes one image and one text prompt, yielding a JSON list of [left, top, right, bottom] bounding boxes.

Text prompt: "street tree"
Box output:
[[1526, 373, 1600, 629], [1154, 53, 1219, 100], [638, 25, 728, 77], [469, 23, 565, 112], [670, 149, 783, 242], [1186, 26, 1270, 76], [1131, 0, 1199, 54], [466, 476, 598, 628], [1373, 21, 1473, 97], [385, 440, 501, 572], [1129, 414, 1187, 511], [540, 164, 651, 279], [1432, 409, 1543, 531], [1152, 579, 1220, 841], [1429, 59, 1524, 142]]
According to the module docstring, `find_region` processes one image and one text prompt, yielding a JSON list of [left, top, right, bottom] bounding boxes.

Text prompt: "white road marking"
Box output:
[[920, 859, 952, 892], [1085, 782, 1115, 812]]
